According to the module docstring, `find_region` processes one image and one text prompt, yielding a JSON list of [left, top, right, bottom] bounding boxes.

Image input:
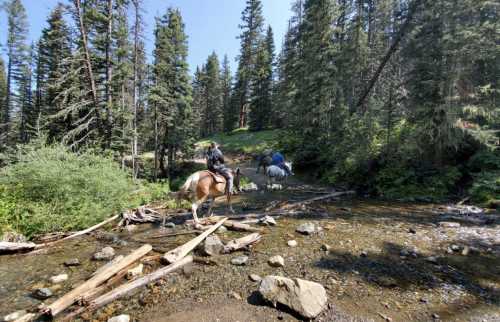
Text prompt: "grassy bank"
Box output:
[[197, 128, 283, 154]]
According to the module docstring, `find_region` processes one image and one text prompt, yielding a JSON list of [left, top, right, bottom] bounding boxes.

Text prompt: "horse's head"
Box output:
[[284, 161, 293, 175], [233, 168, 241, 191]]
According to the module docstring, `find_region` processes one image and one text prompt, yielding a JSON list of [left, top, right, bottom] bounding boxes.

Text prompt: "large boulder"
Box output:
[[259, 276, 327, 319]]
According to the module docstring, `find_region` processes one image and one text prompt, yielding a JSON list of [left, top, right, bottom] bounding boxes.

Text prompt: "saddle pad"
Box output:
[[207, 171, 226, 183]]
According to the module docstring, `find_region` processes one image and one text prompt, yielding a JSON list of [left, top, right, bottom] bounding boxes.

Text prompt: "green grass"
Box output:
[[197, 128, 283, 154]]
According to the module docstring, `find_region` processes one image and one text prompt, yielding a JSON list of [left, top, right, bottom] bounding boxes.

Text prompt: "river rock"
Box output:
[[450, 244, 461, 252], [3, 310, 27, 321], [268, 255, 285, 267], [296, 222, 317, 235], [258, 276, 328, 319], [93, 246, 115, 260], [249, 274, 262, 282], [164, 222, 176, 229], [242, 182, 259, 192], [217, 225, 228, 233], [127, 264, 143, 279], [231, 255, 248, 266], [321, 244, 331, 251], [287, 240, 298, 247], [33, 288, 53, 300], [439, 221, 460, 228], [64, 258, 80, 266], [49, 274, 68, 284], [259, 215, 277, 226], [203, 235, 224, 256], [107, 314, 130, 322]]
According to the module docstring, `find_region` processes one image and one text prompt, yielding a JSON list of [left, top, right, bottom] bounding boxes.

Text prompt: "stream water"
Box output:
[[0, 160, 498, 322]]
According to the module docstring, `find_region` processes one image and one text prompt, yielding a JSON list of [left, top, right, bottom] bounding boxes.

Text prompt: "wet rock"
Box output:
[[259, 275, 328, 319], [287, 240, 298, 247], [93, 246, 115, 260], [268, 255, 285, 267], [107, 314, 130, 322], [320, 244, 331, 252], [49, 274, 68, 284], [432, 313, 440, 319], [360, 251, 368, 257], [64, 258, 80, 267], [164, 222, 176, 229], [259, 215, 277, 226], [231, 255, 248, 266], [242, 182, 259, 192], [296, 222, 317, 235], [124, 225, 138, 232], [33, 288, 53, 300], [408, 227, 417, 234], [249, 274, 262, 282], [439, 222, 460, 228], [3, 310, 27, 321], [461, 246, 480, 256], [420, 297, 429, 304], [127, 264, 143, 279], [95, 232, 120, 243], [203, 235, 224, 256], [450, 244, 461, 252], [400, 249, 410, 257]]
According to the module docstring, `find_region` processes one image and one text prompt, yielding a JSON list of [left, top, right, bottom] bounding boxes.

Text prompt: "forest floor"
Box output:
[[0, 157, 499, 322]]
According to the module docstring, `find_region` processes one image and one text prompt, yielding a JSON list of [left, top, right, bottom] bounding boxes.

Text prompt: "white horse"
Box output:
[[265, 162, 293, 189]]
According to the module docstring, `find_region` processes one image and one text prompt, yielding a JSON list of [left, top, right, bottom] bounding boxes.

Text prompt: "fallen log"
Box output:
[[187, 216, 263, 233], [121, 206, 163, 225], [163, 218, 227, 264], [33, 214, 120, 250], [90, 255, 124, 277], [280, 191, 355, 210], [42, 244, 152, 318], [0, 241, 37, 253], [223, 233, 262, 253], [13, 313, 36, 322], [61, 256, 193, 322], [150, 230, 200, 238]]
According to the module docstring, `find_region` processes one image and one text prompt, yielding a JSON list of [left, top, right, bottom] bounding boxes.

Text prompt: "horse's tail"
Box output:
[[176, 172, 199, 202]]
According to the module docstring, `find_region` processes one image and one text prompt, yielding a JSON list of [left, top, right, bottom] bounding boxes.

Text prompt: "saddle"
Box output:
[[206, 170, 226, 183]]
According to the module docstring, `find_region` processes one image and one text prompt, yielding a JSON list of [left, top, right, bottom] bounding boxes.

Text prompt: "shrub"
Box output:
[[0, 142, 138, 237], [468, 171, 500, 205]]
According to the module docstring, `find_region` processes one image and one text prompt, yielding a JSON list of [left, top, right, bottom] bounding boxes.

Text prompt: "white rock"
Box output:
[[438, 221, 460, 228], [242, 182, 259, 192], [127, 264, 143, 279], [3, 310, 27, 321], [49, 274, 68, 284], [259, 215, 277, 226], [93, 246, 115, 260], [287, 240, 298, 247], [231, 255, 248, 266], [107, 314, 130, 322], [259, 275, 328, 319], [268, 255, 285, 267], [296, 222, 317, 235], [249, 274, 262, 282]]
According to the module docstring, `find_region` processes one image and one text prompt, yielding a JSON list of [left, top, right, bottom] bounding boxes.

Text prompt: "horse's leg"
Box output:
[[226, 192, 235, 214], [192, 195, 208, 224], [207, 197, 216, 217]]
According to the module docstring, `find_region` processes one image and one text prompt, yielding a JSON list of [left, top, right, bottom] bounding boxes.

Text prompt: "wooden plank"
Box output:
[[163, 218, 227, 264], [223, 233, 262, 253], [43, 244, 152, 318]]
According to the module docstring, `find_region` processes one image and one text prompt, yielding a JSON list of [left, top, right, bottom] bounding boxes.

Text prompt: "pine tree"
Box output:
[[201, 52, 223, 136], [221, 54, 234, 133], [0, 58, 7, 133], [150, 8, 193, 178], [36, 3, 72, 142], [2, 0, 29, 146], [249, 26, 274, 131], [233, 0, 265, 128], [18, 44, 34, 143]]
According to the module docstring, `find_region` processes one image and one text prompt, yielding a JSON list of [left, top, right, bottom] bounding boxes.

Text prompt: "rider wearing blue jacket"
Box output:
[[271, 152, 292, 175]]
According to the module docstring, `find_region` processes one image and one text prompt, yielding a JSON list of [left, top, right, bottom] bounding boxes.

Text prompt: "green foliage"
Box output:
[[468, 171, 500, 205], [198, 128, 283, 154], [0, 142, 167, 237]]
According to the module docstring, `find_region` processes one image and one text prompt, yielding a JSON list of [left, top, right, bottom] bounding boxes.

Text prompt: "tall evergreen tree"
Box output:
[[201, 52, 223, 136], [0, 58, 7, 132], [2, 0, 29, 146], [149, 8, 193, 178], [249, 25, 274, 131], [221, 54, 234, 133], [232, 0, 265, 128]]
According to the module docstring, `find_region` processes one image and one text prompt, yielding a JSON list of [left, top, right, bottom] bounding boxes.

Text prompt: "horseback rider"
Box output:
[[271, 151, 292, 176], [206, 142, 234, 194]]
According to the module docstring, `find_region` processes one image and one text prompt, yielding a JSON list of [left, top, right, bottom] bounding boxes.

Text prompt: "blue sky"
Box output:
[[0, 0, 292, 74]]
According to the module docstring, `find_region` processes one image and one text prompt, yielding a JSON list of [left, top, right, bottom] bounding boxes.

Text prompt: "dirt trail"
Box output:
[[0, 158, 499, 322]]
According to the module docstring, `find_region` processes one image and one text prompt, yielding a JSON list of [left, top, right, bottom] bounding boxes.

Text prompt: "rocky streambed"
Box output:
[[0, 161, 498, 322]]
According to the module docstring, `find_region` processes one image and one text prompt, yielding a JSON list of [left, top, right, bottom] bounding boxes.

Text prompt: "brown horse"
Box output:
[[177, 168, 241, 223]]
